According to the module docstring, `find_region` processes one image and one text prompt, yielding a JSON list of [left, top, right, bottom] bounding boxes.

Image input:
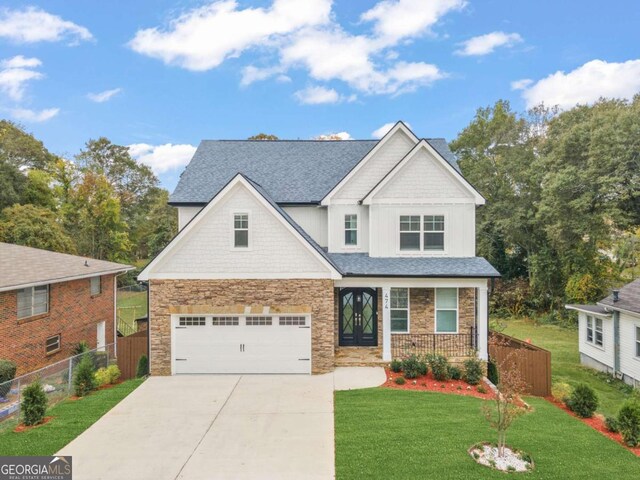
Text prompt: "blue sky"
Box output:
[[1, 1, 639, 190]]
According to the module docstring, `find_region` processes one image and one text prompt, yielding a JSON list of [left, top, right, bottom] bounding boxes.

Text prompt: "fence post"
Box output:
[[16, 378, 21, 419], [68, 357, 73, 392]]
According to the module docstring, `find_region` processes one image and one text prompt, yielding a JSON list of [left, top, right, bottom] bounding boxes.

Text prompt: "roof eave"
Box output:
[[0, 266, 134, 293]]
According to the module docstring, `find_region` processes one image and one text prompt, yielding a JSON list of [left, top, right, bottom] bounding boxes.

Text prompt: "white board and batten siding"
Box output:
[[327, 204, 370, 253], [619, 311, 640, 385], [282, 206, 328, 248], [178, 206, 202, 230], [152, 183, 334, 279], [577, 312, 615, 372]]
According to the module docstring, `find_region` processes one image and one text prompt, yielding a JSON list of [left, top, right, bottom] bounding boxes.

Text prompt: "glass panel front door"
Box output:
[[339, 288, 377, 346]]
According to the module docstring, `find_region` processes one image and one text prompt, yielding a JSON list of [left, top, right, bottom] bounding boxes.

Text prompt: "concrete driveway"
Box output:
[[58, 369, 384, 480]]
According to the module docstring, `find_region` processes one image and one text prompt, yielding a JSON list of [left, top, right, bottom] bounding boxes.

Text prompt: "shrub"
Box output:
[[429, 355, 451, 381], [94, 368, 110, 387], [402, 355, 426, 379], [0, 359, 17, 398], [551, 382, 572, 403], [390, 359, 402, 373], [565, 383, 598, 418], [394, 377, 405, 385], [71, 341, 89, 356], [74, 356, 97, 397], [487, 360, 499, 385], [21, 381, 47, 426], [617, 400, 640, 447], [605, 415, 620, 433], [136, 354, 149, 378], [463, 358, 483, 385], [448, 365, 462, 380], [106, 365, 121, 384], [477, 384, 487, 394]]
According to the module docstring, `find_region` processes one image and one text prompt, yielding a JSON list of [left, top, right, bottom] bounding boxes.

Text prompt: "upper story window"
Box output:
[[435, 288, 457, 333], [586, 316, 603, 347], [90, 276, 101, 296], [399, 215, 445, 252], [233, 213, 249, 248], [344, 214, 358, 246], [17, 285, 49, 319]]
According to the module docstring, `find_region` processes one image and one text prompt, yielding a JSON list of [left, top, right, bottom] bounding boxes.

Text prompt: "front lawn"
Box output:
[[335, 388, 640, 480], [501, 317, 633, 416], [0, 378, 144, 456]]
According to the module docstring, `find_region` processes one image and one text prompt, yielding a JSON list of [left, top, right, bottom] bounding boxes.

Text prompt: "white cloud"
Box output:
[[455, 31, 522, 56], [128, 143, 197, 174], [0, 6, 93, 44], [10, 107, 59, 122], [87, 88, 122, 103], [361, 0, 466, 42], [129, 0, 332, 71], [371, 121, 411, 139], [511, 78, 533, 91], [0, 56, 44, 101], [519, 59, 640, 109], [294, 86, 341, 104], [129, 0, 460, 98], [314, 131, 353, 140]]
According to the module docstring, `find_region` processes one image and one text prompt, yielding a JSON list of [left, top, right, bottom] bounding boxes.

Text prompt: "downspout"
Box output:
[[614, 310, 620, 374], [140, 280, 150, 370]]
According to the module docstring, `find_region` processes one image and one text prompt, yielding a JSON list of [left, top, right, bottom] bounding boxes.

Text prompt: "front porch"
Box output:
[[333, 278, 489, 367]]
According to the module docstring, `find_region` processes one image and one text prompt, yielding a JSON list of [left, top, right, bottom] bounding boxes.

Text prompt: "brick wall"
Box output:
[[0, 275, 116, 375], [149, 279, 335, 375]]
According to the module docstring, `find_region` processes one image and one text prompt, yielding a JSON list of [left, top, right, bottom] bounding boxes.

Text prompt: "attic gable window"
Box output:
[[233, 213, 249, 248]]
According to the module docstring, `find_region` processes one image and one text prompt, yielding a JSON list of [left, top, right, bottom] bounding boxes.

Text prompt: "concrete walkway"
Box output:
[[58, 368, 384, 480]]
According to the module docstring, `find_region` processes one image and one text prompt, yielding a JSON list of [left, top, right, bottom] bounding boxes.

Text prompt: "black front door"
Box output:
[[339, 288, 377, 346]]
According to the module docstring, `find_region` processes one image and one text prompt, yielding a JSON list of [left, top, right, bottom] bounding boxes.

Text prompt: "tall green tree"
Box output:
[[0, 204, 76, 253], [0, 160, 27, 211], [0, 120, 57, 170]]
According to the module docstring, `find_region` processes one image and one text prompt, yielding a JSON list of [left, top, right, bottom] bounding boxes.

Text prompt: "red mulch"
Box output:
[[383, 368, 496, 400], [96, 381, 121, 391], [14, 416, 54, 433], [545, 397, 640, 457]]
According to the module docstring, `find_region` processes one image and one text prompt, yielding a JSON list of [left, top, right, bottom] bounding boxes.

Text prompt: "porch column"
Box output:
[[477, 284, 489, 361], [382, 286, 391, 361]]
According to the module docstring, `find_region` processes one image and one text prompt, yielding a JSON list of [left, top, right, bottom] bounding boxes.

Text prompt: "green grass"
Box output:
[[500, 317, 634, 416], [335, 388, 640, 480], [116, 291, 148, 331], [0, 378, 144, 456]]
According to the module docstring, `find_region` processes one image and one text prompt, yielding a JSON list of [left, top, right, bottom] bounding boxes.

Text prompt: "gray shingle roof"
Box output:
[[565, 304, 612, 316], [327, 253, 500, 278], [169, 139, 458, 204], [0, 242, 133, 292], [599, 279, 640, 315]]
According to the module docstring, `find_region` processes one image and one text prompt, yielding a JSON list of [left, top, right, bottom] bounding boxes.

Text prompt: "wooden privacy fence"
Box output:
[[117, 330, 148, 380], [489, 331, 551, 397]]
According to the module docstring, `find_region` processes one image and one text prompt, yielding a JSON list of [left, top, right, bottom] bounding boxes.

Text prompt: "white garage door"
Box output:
[[172, 314, 311, 374]]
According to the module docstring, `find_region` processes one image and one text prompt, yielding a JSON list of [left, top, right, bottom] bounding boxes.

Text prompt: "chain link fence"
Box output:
[[0, 343, 116, 428]]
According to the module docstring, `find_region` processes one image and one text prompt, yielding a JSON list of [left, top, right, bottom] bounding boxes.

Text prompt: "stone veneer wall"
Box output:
[[149, 279, 335, 375]]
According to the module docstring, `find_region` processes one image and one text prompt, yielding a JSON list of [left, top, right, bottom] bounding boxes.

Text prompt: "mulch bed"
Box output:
[[14, 416, 54, 433], [383, 368, 496, 400], [545, 397, 640, 457]]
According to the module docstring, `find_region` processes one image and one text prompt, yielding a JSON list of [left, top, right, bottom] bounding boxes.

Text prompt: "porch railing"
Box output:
[[391, 328, 476, 359]]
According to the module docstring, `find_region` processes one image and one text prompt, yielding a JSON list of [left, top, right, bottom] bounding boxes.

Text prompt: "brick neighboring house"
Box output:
[[0, 243, 132, 375], [139, 122, 500, 376]]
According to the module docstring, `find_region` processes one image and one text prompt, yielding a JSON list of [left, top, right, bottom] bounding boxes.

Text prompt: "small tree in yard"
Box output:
[[22, 380, 47, 426], [74, 356, 96, 396], [483, 336, 530, 457], [136, 354, 149, 378]]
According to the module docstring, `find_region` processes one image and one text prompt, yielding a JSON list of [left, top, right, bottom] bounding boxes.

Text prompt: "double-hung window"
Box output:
[[399, 216, 421, 251], [17, 285, 49, 319], [435, 288, 458, 333], [90, 276, 101, 295], [636, 326, 640, 357], [399, 215, 445, 251], [233, 213, 249, 248], [344, 214, 358, 246], [586, 316, 603, 347], [390, 288, 409, 333]]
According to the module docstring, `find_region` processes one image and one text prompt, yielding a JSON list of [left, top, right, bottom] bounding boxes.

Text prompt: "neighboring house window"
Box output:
[[344, 214, 358, 246], [636, 326, 640, 357], [586, 316, 603, 347], [45, 334, 61, 354], [233, 213, 249, 248], [424, 215, 445, 251], [435, 288, 458, 333], [390, 288, 409, 333], [399, 216, 421, 251], [90, 276, 101, 295], [17, 285, 49, 319]]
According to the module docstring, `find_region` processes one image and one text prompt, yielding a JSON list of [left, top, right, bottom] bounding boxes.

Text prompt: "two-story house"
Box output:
[[138, 122, 500, 375]]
